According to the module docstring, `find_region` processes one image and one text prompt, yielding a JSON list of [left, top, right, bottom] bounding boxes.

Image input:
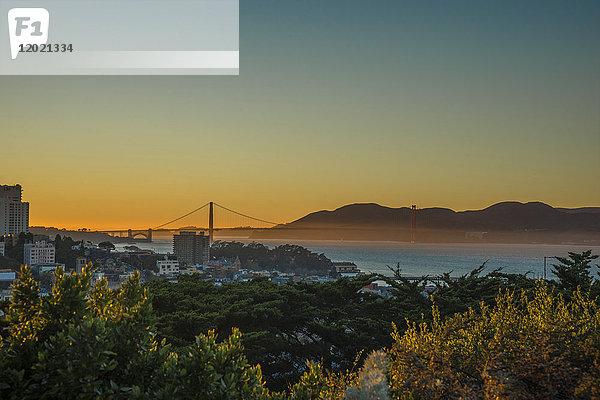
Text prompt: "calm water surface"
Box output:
[[115, 235, 600, 279]]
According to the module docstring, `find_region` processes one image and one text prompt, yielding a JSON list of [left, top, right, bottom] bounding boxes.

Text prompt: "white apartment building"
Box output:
[[157, 258, 180, 276], [0, 185, 29, 237], [24, 241, 55, 267]]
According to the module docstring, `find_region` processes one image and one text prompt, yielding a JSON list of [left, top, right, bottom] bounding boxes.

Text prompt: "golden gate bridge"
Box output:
[[98, 202, 281, 243], [98, 202, 419, 243]]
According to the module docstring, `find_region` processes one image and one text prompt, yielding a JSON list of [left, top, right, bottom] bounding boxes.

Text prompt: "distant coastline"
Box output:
[[31, 201, 600, 246], [251, 201, 600, 245]]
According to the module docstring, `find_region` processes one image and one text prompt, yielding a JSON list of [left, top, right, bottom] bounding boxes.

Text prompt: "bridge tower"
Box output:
[[410, 205, 416, 244], [147, 228, 153, 242], [128, 229, 133, 240], [209, 201, 214, 244]]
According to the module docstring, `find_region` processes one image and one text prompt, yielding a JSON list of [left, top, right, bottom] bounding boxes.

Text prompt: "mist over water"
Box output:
[[115, 233, 600, 279]]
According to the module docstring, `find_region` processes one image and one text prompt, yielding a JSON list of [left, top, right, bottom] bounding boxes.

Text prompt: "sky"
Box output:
[[1, 0, 599, 230]]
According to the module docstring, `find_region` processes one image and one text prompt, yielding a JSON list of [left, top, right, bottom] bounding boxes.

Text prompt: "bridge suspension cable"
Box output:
[[152, 202, 210, 230], [151, 202, 280, 230], [213, 202, 280, 226]]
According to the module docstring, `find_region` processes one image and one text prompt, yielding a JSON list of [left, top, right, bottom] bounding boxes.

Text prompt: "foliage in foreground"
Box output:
[[0, 265, 267, 399], [273, 284, 600, 399], [147, 274, 394, 391], [387, 284, 600, 399], [145, 250, 599, 392], [1, 251, 599, 399]]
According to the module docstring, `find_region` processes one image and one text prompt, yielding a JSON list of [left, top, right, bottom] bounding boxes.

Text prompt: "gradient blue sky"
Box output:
[[0, 0, 598, 229]]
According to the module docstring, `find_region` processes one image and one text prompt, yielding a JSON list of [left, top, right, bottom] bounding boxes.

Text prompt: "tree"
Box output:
[[429, 263, 536, 318], [210, 241, 332, 274], [552, 249, 599, 292], [147, 274, 396, 391], [125, 253, 162, 273], [37, 271, 54, 290], [54, 235, 84, 268], [98, 241, 116, 252], [385, 285, 600, 399], [0, 265, 270, 399], [3, 232, 34, 265]]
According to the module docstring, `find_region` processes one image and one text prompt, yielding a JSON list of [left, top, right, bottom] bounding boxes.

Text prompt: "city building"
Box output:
[[173, 231, 209, 266], [76, 257, 87, 274], [92, 271, 105, 283], [33, 263, 65, 274], [360, 282, 392, 298], [0, 184, 29, 237], [333, 262, 361, 278], [157, 258, 180, 276], [24, 241, 55, 267], [0, 288, 13, 301], [0, 269, 16, 282], [0, 241, 4, 256]]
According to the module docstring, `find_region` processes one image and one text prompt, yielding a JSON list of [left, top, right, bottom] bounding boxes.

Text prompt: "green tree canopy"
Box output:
[[210, 241, 332, 274], [552, 249, 599, 292], [98, 241, 116, 251], [0, 265, 269, 399]]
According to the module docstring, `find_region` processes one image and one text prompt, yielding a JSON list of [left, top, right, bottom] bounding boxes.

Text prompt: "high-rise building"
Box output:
[[24, 241, 55, 266], [173, 231, 209, 266], [0, 184, 29, 237]]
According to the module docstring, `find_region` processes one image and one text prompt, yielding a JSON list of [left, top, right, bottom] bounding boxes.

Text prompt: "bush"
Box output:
[[345, 350, 390, 400], [386, 284, 600, 399], [0, 265, 269, 399]]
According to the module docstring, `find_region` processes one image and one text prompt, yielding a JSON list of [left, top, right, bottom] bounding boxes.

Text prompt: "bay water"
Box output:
[[115, 235, 600, 279]]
